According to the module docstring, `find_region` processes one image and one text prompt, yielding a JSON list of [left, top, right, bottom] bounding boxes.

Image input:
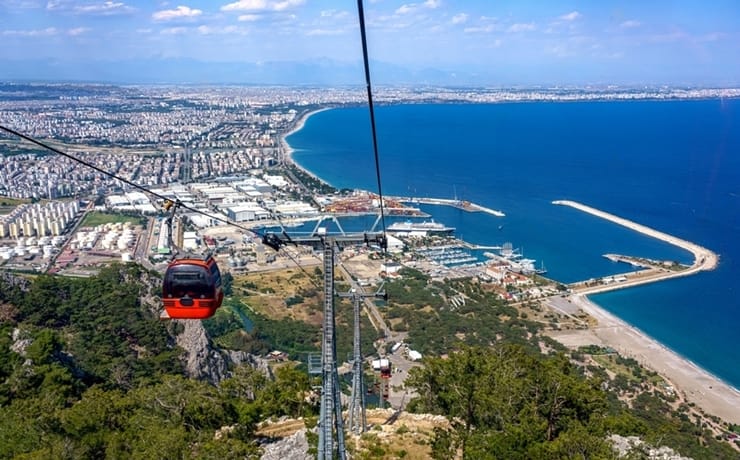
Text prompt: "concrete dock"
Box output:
[[392, 196, 505, 217], [554, 200, 718, 295]]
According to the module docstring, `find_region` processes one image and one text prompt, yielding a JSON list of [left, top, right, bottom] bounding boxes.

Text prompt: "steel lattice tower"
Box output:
[[346, 292, 366, 434], [261, 219, 385, 460], [317, 239, 346, 460], [341, 283, 385, 434]]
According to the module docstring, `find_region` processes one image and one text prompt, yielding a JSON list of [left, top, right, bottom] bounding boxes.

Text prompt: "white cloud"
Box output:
[[306, 28, 344, 36], [697, 32, 725, 42], [559, 11, 581, 22], [394, 0, 439, 15], [160, 26, 188, 35], [221, 0, 303, 12], [451, 13, 467, 25], [1, 0, 43, 8], [152, 5, 203, 22], [619, 20, 641, 29], [155, 24, 253, 36], [238, 14, 261, 21], [73, 1, 134, 15], [395, 4, 414, 15], [463, 17, 499, 34], [648, 30, 687, 43], [464, 24, 495, 34], [221, 0, 265, 11], [547, 44, 574, 57], [2, 27, 58, 36], [320, 9, 349, 19], [507, 22, 535, 33], [273, 0, 303, 11], [196, 25, 246, 35], [67, 27, 90, 35]]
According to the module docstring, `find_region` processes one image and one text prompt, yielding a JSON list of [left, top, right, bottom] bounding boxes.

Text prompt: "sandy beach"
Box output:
[[280, 107, 331, 168], [551, 294, 740, 425], [547, 201, 739, 423]]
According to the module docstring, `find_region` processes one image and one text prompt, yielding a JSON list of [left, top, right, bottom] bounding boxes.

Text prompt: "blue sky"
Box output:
[[0, 0, 739, 85]]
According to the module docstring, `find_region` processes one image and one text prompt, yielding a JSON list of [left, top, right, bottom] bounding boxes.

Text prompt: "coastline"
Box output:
[[280, 107, 333, 185], [278, 109, 739, 425], [564, 294, 740, 425], [549, 201, 739, 423]]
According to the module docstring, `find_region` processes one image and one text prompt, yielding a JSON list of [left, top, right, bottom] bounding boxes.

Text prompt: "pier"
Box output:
[[391, 196, 505, 217], [554, 200, 719, 295]]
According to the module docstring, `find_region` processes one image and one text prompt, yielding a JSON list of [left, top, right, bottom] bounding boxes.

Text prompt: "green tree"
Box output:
[[407, 345, 613, 459]]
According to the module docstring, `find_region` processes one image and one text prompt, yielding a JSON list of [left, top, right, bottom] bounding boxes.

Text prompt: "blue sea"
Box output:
[[287, 100, 740, 389]]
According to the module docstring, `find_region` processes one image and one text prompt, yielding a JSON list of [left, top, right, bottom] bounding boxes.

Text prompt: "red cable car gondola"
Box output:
[[162, 255, 224, 320]]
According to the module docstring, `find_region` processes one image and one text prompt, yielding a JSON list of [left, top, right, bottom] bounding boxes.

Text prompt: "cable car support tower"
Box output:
[[262, 217, 386, 460], [340, 282, 386, 435]]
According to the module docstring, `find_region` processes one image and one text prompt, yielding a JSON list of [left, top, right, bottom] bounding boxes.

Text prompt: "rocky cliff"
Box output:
[[175, 319, 272, 385]]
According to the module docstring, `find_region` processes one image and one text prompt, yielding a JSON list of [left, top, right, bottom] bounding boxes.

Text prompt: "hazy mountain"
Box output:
[[0, 57, 480, 86]]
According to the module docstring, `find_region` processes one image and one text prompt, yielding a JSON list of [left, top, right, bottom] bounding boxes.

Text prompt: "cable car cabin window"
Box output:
[[209, 262, 222, 289], [165, 266, 213, 299]]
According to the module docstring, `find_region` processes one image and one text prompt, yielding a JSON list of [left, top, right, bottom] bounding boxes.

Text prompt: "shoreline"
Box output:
[[566, 294, 740, 424], [280, 106, 333, 185], [278, 110, 738, 424], [549, 201, 738, 423]]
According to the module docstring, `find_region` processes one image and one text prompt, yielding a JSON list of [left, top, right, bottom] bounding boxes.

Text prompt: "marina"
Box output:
[[415, 246, 484, 267]]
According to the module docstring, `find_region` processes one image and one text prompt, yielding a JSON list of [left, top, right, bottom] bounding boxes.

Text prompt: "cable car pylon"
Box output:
[[261, 221, 386, 460], [340, 283, 386, 435]]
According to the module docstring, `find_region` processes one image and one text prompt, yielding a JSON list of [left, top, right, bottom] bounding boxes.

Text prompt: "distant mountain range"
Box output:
[[0, 57, 478, 86]]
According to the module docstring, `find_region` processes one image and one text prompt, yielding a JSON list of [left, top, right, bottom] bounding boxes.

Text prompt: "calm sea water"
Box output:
[[287, 100, 740, 388]]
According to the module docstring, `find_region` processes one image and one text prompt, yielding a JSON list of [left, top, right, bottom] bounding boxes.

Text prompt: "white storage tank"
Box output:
[[117, 238, 131, 250]]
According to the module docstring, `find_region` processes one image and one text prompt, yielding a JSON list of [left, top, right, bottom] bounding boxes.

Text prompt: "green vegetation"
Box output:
[[0, 196, 32, 216], [406, 345, 738, 459], [1, 262, 737, 458], [0, 196, 31, 207], [280, 163, 337, 197], [384, 268, 540, 355], [0, 265, 317, 458], [80, 211, 145, 227], [203, 297, 320, 359]]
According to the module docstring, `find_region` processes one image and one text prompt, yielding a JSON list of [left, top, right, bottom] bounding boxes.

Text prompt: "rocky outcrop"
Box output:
[[175, 320, 229, 383], [175, 320, 272, 385], [225, 350, 273, 380], [610, 435, 693, 460], [260, 429, 312, 460], [0, 271, 30, 292], [10, 328, 32, 357]]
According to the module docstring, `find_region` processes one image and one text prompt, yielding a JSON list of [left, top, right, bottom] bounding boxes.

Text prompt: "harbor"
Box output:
[[553, 200, 719, 295], [389, 196, 506, 217]]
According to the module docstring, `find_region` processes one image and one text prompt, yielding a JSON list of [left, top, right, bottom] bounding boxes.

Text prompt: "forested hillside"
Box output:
[[0, 265, 315, 459], [1, 265, 738, 459]]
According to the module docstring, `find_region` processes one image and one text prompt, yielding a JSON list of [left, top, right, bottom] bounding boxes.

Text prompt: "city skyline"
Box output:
[[0, 1, 739, 85]]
